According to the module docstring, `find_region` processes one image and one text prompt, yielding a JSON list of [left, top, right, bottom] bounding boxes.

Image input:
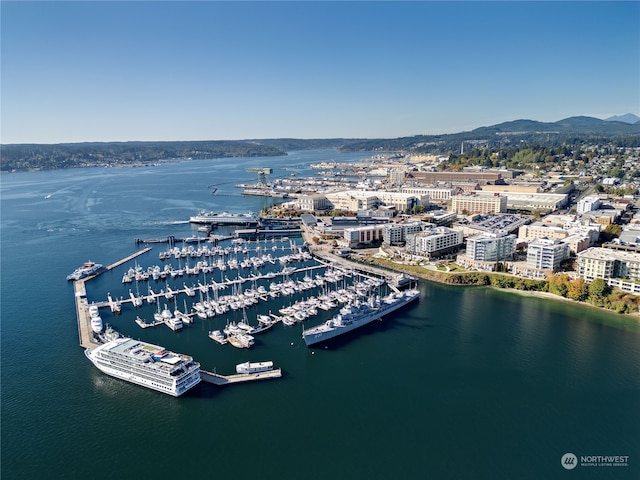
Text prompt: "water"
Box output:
[[1, 150, 639, 480]]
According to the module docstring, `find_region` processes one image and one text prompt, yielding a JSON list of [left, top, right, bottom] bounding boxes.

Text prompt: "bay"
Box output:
[[1, 150, 638, 480]]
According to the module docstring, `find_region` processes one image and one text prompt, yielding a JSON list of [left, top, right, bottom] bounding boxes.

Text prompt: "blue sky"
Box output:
[[2, 1, 639, 144]]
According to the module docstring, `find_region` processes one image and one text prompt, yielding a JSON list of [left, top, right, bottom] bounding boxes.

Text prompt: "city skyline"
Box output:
[[2, 1, 639, 144]]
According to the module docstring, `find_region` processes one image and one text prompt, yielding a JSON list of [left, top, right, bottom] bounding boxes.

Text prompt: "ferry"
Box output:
[[85, 337, 201, 397], [66, 261, 104, 281], [235, 361, 274, 374], [302, 288, 420, 347], [189, 211, 258, 225]]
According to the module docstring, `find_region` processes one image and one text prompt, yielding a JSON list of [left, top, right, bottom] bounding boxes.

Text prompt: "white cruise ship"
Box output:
[[302, 288, 420, 347], [85, 337, 201, 396]]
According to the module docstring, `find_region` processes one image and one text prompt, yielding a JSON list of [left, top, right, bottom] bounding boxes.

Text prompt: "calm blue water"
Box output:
[[1, 150, 639, 480]]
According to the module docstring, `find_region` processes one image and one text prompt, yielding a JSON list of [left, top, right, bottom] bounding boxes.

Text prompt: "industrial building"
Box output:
[[451, 193, 507, 215]]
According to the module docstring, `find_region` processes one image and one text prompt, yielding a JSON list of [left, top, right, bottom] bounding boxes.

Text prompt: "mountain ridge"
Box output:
[[604, 113, 640, 124]]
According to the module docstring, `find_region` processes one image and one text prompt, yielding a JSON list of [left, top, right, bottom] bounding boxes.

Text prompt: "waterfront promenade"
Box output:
[[300, 224, 406, 288]]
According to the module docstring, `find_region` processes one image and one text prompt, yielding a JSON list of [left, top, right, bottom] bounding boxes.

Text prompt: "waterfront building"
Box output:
[[463, 232, 516, 262], [383, 221, 424, 246], [576, 247, 640, 283], [451, 193, 507, 215], [406, 227, 464, 259], [526, 238, 570, 271], [343, 225, 387, 248]]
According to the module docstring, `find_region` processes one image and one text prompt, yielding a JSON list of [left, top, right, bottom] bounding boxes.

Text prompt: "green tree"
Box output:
[[588, 278, 609, 301]]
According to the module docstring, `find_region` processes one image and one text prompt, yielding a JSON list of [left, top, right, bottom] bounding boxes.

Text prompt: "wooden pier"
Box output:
[[103, 247, 152, 272], [74, 279, 97, 349], [199, 368, 282, 385]]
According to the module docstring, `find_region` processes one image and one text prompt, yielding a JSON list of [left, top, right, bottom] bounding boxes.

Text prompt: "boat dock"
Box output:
[[199, 368, 282, 385], [74, 279, 97, 348], [103, 247, 152, 272], [135, 316, 165, 329], [90, 263, 334, 311]]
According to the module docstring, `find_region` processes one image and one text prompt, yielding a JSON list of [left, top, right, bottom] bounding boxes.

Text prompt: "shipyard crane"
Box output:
[[245, 167, 273, 187]]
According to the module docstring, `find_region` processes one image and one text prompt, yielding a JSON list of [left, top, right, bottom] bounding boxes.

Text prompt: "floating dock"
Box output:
[[199, 369, 282, 386]]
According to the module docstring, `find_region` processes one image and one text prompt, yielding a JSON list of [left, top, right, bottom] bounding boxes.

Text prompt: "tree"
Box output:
[[548, 273, 570, 297], [567, 278, 589, 301], [588, 278, 609, 301]]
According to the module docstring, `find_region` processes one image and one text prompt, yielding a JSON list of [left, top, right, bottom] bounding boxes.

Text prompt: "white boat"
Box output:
[[84, 337, 201, 396], [129, 290, 143, 308], [89, 304, 100, 317], [302, 288, 420, 347], [208, 330, 227, 344], [66, 261, 104, 281], [189, 211, 258, 225], [227, 333, 254, 349], [166, 316, 183, 331], [235, 361, 274, 374], [183, 284, 196, 297], [88, 304, 103, 334]]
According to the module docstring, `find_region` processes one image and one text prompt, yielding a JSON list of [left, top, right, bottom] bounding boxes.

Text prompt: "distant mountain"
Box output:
[[339, 115, 640, 153], [473, 116, 640, 135], [604, 113, 640, 124]]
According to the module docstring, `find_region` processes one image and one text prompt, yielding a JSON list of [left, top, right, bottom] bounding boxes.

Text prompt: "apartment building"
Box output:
[[526, 238, 570, 271]]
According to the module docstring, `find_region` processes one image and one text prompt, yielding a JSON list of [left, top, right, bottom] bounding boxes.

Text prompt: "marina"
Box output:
[[72, 223, 413, 393], [72, 215, 416, 394]]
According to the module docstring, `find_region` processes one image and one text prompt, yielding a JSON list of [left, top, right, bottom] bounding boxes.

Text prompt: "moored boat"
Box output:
[[302, 288, 420, 347], [67, 261, 104, 281], [235, 361, 274, 374], [84, 337, 201, 396]]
